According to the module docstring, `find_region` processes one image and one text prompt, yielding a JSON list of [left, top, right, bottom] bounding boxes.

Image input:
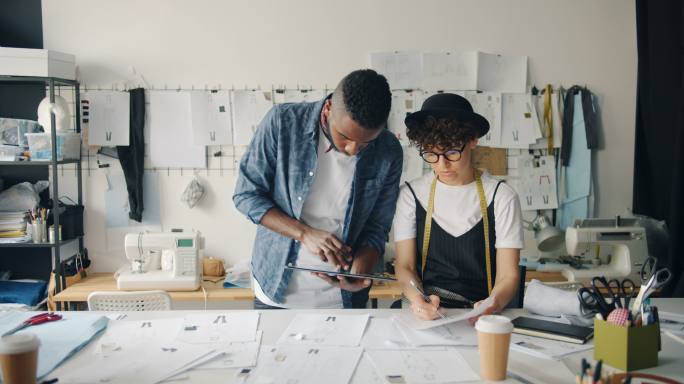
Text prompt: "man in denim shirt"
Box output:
[[233, 70, 403, 308]]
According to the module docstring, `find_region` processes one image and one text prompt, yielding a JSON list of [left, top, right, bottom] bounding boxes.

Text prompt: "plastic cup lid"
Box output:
[[475, 315, 513, 334], [0, 332, 40, 354]]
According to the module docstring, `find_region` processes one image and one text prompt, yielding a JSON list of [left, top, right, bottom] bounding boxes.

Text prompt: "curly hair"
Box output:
[[406, 116, 479, 150], [333, 69, 391, 130]]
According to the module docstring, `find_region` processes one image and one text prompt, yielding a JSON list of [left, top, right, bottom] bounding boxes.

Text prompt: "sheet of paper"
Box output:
[[361, 317, 410, 349], [476, 52, 528, 93], [232, 89, 274, 146], [82, 90, 130, 146], [59, 341, 215, 384], [401, 145, 425, 184], [517, 154, 559, 210], [388, 90, 419, 146], [277, 89, 327, 103], [277, 313, 369, 346], [148, 91, 206, 168], [370, 51, 422, 90], [366, 349, 479, 384], [393, 318, 478, 347], [511, 334, 593, 360], [246, 345, 363, 384], [421, 51, 478, 91], [466, 91, 502, 147], [176, 312, 260, 344], [659, 312, 684, 334], [98, 318, 184, 348], [500, 93, 539, 149], [394, 296, 493, 330], [189, 90, 233, 145], [530, 90, 563, 149], [350, 352, 386, 384], [197, 331, 263, 369]]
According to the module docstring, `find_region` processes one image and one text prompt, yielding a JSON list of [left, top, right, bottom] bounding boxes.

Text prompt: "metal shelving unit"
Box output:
[[0, 75, 84, 297]]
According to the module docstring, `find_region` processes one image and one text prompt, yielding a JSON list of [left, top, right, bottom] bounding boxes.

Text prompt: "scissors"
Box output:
[[631, 257, 672, 316], [2, 312, 63, 336], [607, 278, 637, 309], [578, 278, 618, 318]]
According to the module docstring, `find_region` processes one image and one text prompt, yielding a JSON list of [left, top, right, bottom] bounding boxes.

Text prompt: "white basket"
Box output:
[[25, 132, 80, 161], [0, 145, 22, 161]]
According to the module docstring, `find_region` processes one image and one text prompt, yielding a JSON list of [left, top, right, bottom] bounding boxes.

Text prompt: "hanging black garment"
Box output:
[[561, 86, 600, 166], [116, 88, 145, 222]]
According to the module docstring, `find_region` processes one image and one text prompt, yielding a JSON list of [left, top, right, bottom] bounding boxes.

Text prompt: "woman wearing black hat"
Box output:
[[393, 93, 523, 320]]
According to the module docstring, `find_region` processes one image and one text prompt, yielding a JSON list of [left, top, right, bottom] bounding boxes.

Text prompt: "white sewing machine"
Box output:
[[562, 218, 649, 282], [117, 230, 203, 291]]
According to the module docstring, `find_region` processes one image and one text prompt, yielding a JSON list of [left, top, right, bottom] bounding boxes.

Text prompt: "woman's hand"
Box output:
[[410, 295, 444, 321], [468, 296, 500, 325]]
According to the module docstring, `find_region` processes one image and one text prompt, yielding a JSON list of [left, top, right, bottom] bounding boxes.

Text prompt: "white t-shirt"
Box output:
[[393, 172, 524, 249], [253, 128, 357, 308]]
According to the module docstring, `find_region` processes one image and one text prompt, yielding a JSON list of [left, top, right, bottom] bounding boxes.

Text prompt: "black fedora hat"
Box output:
[[404, 93, 490, 138]]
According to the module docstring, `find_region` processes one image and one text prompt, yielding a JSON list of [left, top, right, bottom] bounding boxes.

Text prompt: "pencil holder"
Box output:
[[594, 319, 660, 371]]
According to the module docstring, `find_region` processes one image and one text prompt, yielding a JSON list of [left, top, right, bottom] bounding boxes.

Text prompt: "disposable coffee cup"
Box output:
[[475, 315, 513, 381], [0, 332, 40, 384]]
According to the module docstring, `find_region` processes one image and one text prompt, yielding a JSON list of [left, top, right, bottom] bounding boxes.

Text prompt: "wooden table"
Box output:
[[55, 271, 570, 310]]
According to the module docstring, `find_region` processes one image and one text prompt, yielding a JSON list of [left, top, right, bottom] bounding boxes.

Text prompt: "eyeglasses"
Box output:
[[420, 144, 467, 163]]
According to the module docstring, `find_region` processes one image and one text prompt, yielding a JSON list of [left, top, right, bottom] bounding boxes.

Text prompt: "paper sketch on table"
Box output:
[[388, 90, 419, 146], [394, 296, 493, 330], [82, 90, 130, 146], [463, 91, 502, 147], [246, 345, 363, 384], [177, 312, 260, 344], [477, 52, 528, 93], [361, 317, 410, 349], [393, 318, 478, 347], [511, 333, 593, 360], [189, 90, 233, 145], [350, 352, 386, 384], [370, 51, 422, 90], [421, 51, 478, 91], [500, 93, 539, 148], [148, 91, 206, 168], [277, 313, 369, 346], [232, 90, 273, 146], [366, 349, 479, 384], [517, 154, 559, 210], [530, 90, 563, 149], [197, 331, 263, 369]]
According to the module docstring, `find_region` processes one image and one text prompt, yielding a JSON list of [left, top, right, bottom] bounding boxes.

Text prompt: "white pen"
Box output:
[[409, 280, 446, 319]]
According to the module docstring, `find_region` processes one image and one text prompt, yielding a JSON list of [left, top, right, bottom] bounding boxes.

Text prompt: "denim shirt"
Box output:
[[233, 99, 403, 307]]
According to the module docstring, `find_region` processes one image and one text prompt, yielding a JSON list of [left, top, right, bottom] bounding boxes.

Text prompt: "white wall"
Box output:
[[42, 0, 638, 271]]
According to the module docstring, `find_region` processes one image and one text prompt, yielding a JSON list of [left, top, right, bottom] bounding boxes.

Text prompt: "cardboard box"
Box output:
[[0, 47, 75, 80], [594, 319, 660, 371]]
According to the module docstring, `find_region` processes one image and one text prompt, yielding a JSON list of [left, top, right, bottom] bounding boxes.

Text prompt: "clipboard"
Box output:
[[285, 263, 396, 282]]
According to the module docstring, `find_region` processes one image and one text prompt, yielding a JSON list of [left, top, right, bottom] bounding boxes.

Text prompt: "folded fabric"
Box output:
[[0, 311, 108, 380], [0, 280, 47, 306], [523, 279, 584, 318]]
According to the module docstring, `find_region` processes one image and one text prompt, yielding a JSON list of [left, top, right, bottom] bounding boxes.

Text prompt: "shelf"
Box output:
[[0, 159, 80, 166], [0, 76, 78, 86], [0, 236, 81, 248]]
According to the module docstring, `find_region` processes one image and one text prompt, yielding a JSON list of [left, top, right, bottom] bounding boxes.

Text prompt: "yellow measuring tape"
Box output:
[[421, 169, 493, 294], [543, 84, 554, 155]]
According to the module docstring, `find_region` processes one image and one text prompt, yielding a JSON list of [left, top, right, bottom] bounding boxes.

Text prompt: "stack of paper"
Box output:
[[366, 349, 479, 384], [511, 334, 593, 360], [0, 211, 30, 243]]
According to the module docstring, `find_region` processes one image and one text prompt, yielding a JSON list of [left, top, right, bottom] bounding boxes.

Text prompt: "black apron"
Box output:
[[407, 180, 503, 308]]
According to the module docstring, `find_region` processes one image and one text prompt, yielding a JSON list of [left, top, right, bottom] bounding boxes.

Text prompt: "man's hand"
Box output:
[[300, 226, 352, 269], [311, 247, 378, 292], [410, 295, 444, 321]]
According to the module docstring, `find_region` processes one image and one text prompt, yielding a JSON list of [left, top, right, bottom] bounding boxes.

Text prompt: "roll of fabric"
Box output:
[[523, 279, 584, 317]]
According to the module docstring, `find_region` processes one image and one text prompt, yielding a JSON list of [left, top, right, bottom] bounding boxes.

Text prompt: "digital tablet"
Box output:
[[285, 263, 397, 282]]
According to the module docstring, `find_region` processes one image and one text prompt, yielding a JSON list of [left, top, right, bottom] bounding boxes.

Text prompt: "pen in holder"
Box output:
[[31, 221, 47, 243]]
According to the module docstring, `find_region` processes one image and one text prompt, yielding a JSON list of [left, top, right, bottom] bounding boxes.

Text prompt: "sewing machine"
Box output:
[[562, 218, 649, 282], [117, 230, 203, 291]]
